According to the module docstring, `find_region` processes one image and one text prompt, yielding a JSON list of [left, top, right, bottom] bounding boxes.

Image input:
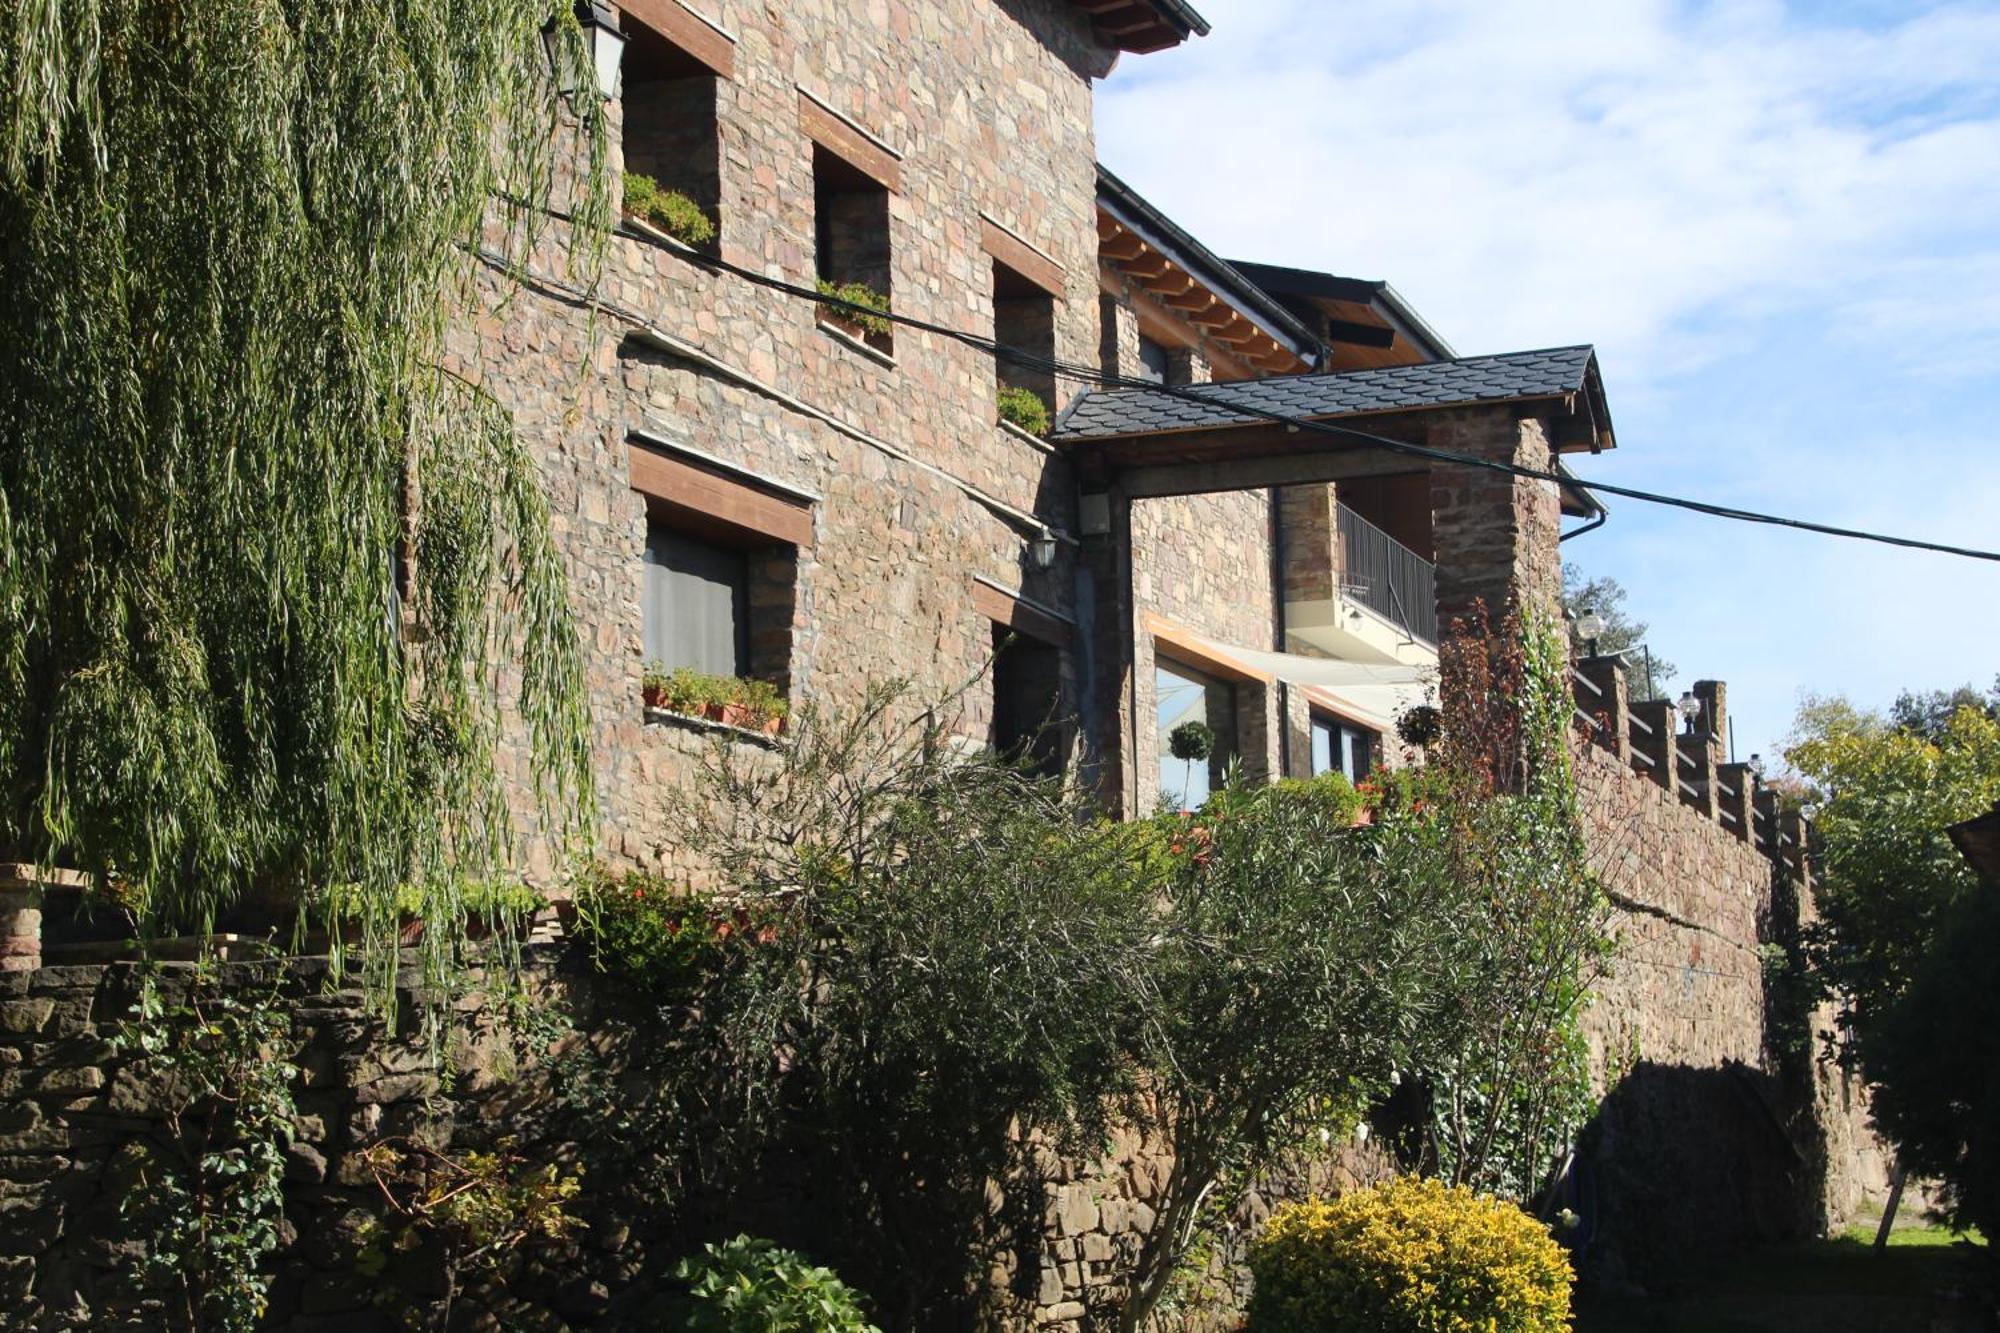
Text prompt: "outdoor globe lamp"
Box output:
[[1676, 690, 1702, 733], [544, 0, 627, 102], [1576, 607, 1606, 657]]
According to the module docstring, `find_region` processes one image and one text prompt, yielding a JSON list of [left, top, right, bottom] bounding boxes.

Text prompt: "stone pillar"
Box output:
[[1427, 409, 1564, 632], [1630, 699, 1677, 793], [1279, 485, 1336, 606], [1717, 763, 1757, 842], [1780, 809, 1814, 889], [1165, 347, 1212, 387], [1575, 655, 1630, 764], [1682, 739, 1720, 821], [1754, 786, 1781, 856], [1098, 294, 1142, 382], [1693, 680, 1728, 766], [0, 864, 61, 973], [1075, 485, 1135, 819]]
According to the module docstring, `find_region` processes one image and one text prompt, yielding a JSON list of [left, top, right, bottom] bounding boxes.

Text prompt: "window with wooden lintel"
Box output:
[[983, 218, 1064, 429], [974, 580, 1072, 780], [631, 441, 809, 710], [618, 0, 732, 253], [1156, 658, 1237, 812]]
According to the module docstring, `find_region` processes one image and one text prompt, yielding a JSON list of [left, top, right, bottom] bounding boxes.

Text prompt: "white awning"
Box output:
[[1174, 630, 1436, 731]]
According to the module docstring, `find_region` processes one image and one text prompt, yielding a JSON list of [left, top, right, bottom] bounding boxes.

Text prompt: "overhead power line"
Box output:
[[512, 221, 2000, 566]]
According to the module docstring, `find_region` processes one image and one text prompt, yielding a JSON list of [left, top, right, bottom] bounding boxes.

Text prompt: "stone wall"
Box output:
[[1571, 733, 1891, 1290], [450, 0, 1115, 881]]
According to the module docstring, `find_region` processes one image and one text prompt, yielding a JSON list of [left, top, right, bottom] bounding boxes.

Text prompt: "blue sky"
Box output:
[[1094, 0, 2000, 764]]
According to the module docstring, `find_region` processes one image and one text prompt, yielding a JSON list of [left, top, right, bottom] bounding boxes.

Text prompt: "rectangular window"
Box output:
[[813, 144, 893, 353], [643, 524, 748, 676], [993, 257, 1056, 424], [619, 8, 727, 252], [1310, 714, 1377, 785], [1157, 658, 1238, 811], [991, 625, 1065, 779], [1136, 335, 1170, 385]]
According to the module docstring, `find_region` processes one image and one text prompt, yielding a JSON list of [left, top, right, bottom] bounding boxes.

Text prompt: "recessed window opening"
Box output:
[[1156, 657, 1238, 812], [991, 624, 1065, 779], [619, 21, 721, 252], [642, 505, 795, 696], [993, 258, 1056, 422], [1136, 335, 1171, 385], [813, 145, 893, 353], [1310, 713, 1378, 786]]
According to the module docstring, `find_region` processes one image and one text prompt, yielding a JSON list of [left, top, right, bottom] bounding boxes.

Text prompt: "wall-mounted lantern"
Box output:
[[1029, 531, 1058, 570], [544, 0, 627, 102]]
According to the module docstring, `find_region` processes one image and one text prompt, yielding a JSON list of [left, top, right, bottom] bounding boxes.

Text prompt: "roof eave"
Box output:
[[1097, 167, 1322, 366]]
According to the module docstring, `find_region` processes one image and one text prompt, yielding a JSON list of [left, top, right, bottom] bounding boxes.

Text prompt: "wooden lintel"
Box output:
[[981, 217, 1065, 299], [971, 580, 1074, 649], [798, 89, 900, 191], [1147, 614, 1276, 684], [618, 0, 735, 78], [630, 442, 814, 547], [1120, 449, 1421, 501]]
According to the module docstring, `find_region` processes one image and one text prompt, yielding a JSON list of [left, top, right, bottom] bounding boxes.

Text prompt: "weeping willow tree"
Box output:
[[0, 1, 612, 998]]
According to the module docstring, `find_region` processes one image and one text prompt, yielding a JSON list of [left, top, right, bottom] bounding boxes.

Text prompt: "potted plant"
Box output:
[[621, 172, 717, 249], [997, 384, 1051, 436], [815, 277, 892, 341], [1396, 704, 1443, 749], [1168, 720, 1215, 809], [642, 660, 672, 710]]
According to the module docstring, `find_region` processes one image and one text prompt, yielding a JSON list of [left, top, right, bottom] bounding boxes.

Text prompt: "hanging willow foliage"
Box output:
[[0, 0, 611, 999]]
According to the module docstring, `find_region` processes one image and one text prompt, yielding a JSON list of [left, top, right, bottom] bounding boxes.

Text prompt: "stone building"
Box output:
[[0, 2, 1891, 1327]]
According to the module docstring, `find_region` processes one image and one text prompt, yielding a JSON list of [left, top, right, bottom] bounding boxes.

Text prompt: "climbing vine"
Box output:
[[111, 970, 301, 1332], [0, 0, 610, 1003]]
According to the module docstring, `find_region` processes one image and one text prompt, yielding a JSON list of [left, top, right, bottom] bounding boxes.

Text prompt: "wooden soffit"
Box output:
[[798, 88, 901, 192], [1098, 211, 1307, 375], [617, 0, 735, 78]]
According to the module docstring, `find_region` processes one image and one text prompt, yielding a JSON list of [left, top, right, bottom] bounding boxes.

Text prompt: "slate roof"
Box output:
[[1051, 345, 1602, 442]]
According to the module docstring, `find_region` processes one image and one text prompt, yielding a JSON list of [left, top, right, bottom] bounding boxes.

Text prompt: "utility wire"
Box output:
[[639, 229, 2000, 566]]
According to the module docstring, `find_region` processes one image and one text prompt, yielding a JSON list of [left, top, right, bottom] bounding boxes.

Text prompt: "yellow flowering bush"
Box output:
[[1248, 1178, 1573, 1333]]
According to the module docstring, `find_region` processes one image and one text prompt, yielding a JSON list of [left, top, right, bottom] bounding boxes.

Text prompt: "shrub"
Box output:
[[623, 171, 717, 247], [1248, 1179, 1573, 1333], [996, 384, 1051, 435], [672, 1235, 880, 1333], [816, 277, 892, 336]]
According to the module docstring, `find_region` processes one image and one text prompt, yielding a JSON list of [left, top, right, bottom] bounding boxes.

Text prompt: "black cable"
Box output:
[[559, 222, 2000, 565]]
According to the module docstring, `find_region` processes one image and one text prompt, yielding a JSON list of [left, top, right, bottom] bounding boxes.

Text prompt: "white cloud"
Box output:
[[1097, 0, 2000, 752]]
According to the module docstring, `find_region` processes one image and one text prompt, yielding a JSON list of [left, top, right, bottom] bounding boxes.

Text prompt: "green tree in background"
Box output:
[[0, 1, 611, 998], [1560, 563, 1675, 699], [1787, 693, 2000, 1056]]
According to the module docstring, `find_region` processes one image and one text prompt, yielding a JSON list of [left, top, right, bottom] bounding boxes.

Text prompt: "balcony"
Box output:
[[1336, 502, 1437, 646]]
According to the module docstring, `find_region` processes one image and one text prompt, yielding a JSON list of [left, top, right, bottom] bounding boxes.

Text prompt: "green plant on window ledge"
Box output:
[[644, 664, 789, 734], [622, 172, 717, 249], [996, 384, 1051, 436], [815, 278, 892, 337]]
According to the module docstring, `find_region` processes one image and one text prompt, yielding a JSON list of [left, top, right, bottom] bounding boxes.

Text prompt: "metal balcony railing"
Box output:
[[1336, 502, 1437, 645]]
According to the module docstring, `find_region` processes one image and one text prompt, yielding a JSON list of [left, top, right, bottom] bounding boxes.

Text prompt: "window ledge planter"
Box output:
[[997, 417, 1055, 455], [622, 212, 709, 261], [815, 318, 896, 368], [645, 705, 787, 750]]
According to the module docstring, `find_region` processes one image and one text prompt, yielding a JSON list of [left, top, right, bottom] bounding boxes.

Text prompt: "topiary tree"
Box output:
[[0, 0, 610, 1003]]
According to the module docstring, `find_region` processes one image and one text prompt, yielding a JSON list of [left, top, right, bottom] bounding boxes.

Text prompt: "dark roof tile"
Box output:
[[1051, 345, 1598, 442]]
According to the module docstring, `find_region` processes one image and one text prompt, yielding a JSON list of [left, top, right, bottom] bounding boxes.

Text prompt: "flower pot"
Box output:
[[643, 683, 669, 710]]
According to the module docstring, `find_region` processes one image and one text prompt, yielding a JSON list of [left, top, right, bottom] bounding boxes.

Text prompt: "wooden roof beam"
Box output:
[[1100, 231, 1146, 263]]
